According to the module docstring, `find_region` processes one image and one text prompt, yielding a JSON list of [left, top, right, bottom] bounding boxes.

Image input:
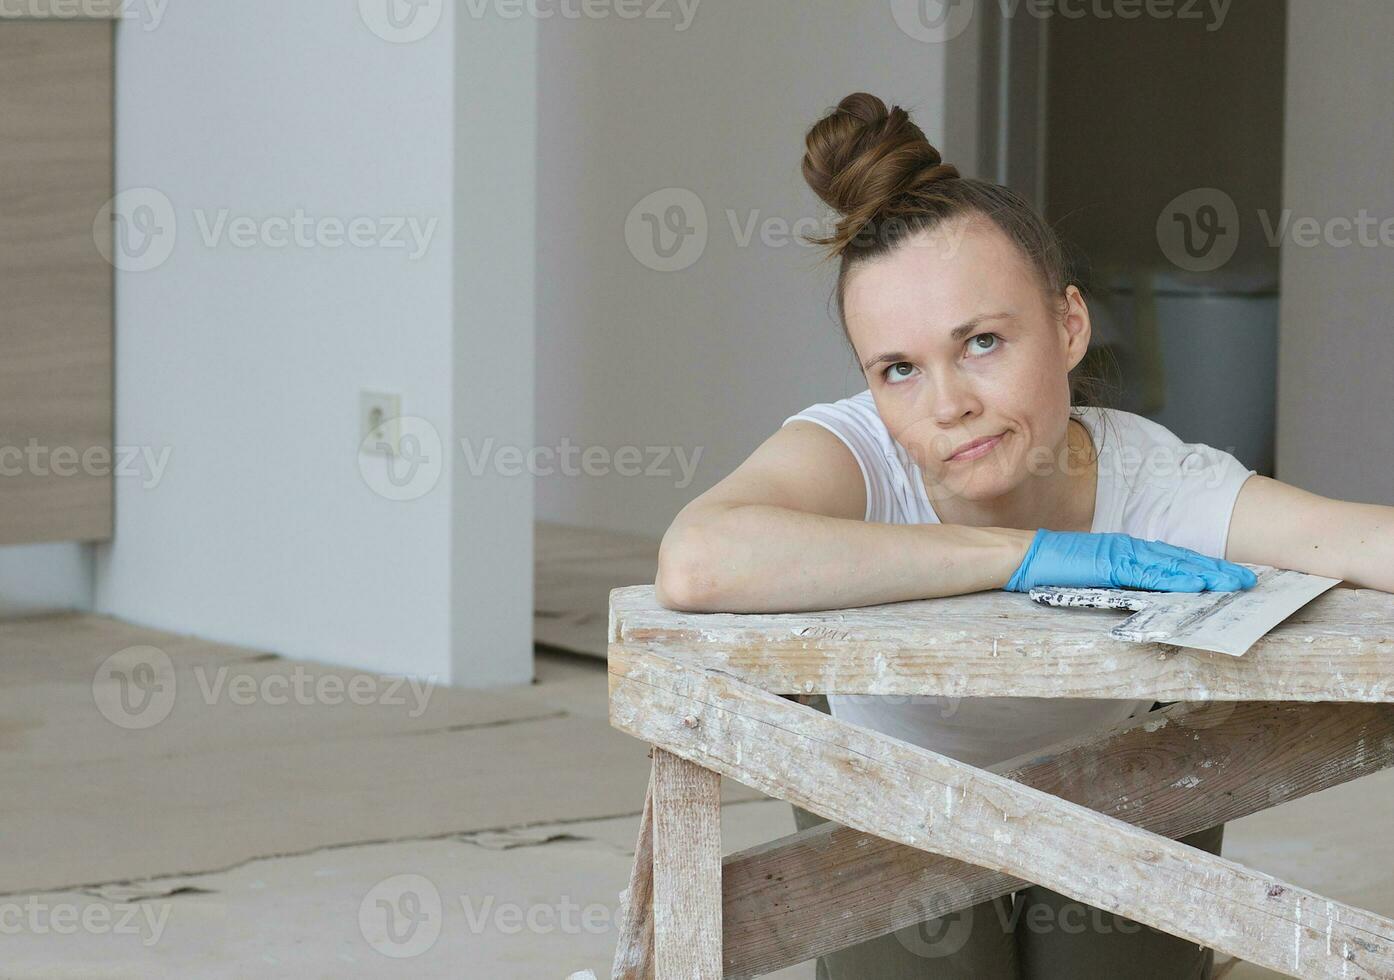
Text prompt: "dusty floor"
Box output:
[[1, 611, 1390, 978]]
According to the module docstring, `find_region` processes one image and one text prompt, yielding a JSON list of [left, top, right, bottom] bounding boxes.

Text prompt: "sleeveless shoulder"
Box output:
[[1080, 407, 1256, 559], [781, 389, 908, 524]]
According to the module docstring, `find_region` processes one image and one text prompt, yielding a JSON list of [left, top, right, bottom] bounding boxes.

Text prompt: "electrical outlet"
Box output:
[[360, 391, 401, 455]]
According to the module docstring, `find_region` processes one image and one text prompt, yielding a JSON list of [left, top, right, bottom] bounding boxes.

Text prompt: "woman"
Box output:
[[653, 93, 1394, 978]]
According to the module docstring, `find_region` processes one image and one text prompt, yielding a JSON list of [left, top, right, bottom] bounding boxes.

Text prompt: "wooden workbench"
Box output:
[[604, 583, 1394, 979]]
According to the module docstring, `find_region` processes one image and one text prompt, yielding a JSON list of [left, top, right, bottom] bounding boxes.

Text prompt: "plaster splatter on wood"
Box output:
[[609, 582, 1394, 701], [1028, 564, 1343, 657]]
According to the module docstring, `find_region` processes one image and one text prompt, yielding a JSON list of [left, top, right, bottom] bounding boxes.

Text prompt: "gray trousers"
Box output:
[[792, 697, 1222, 980]]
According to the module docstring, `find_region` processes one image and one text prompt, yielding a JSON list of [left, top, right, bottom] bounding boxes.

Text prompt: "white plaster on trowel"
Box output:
[[1029, 565, 1342, 657]]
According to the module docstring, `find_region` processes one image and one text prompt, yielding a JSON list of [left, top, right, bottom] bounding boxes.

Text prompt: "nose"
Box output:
[[900, 368, 982, 463], [927, 366, 982, 429]]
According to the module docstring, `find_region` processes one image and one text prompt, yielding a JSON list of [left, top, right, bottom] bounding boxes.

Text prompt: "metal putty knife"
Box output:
[[1027, 564, 1343, 657]]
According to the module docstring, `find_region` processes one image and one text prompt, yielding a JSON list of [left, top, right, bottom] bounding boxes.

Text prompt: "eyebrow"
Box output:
[[860, 312, 1015, 372]]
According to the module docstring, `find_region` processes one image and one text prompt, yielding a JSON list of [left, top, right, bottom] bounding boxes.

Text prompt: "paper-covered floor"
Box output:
[[1, 610, 1389, 978]]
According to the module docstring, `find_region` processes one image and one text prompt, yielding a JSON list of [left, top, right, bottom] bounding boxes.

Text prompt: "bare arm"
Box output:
[[1224, 475, 1394, 592], [656, 420, 1034, 613]]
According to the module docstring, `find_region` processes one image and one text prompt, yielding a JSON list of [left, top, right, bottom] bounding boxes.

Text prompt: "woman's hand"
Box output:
[[1005, 529, 1258, 593]]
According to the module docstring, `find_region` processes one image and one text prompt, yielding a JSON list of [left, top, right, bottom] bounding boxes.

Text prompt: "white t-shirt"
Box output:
[[782, 389, 1256, 768]]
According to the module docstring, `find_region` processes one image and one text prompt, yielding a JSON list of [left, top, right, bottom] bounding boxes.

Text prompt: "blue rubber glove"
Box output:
[[1005, 529, 1258, 593]]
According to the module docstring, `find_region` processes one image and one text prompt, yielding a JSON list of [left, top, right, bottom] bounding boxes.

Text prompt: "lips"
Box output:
[[947, 432, 1005, 462]]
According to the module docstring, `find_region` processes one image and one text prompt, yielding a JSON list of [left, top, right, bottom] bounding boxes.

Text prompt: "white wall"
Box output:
[[91, 1, 533, 687], [0, 543, 92, 617], [534, 0, 953, 538], [1276, 0, 1394, 503], [450, 4, 537, 686]]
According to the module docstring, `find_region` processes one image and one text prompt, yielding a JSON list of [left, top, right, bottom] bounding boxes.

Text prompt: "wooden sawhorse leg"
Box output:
[[611, 775, 654, 979], [612, 747, 722, 979]]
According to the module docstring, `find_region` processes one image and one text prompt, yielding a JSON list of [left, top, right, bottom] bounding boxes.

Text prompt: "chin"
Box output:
[[925, 464, 1022, 503], [954, 474, 1020, 502]]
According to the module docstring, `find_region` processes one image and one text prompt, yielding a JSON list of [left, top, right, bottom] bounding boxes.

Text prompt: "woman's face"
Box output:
[[843, 215, 1091, 505]]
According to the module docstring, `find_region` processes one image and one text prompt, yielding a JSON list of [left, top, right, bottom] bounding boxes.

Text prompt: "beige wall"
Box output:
[[534, 2, 957, 538], [1275, 0, 1394, 504]]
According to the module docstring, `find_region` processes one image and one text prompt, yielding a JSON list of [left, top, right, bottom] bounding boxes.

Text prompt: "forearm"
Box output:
[[657, 503, 1034, 613], [1331, 501, 1394, 592], [1226, 476, 1394, 593]]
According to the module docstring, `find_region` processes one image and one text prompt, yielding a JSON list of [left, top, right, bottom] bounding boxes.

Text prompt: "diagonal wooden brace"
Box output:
[[609, 642, 1394, 980], [721, 698, 1394, 977]]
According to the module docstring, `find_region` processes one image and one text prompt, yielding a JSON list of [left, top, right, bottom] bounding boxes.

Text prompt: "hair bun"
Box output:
[[801, 93, 960, 250]]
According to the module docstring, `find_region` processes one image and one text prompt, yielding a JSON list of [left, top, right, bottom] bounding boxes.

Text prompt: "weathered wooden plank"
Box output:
[[610, 643, 1394, 979], [611, 774, 654, 980], [610, 584, 1394, 701], [720, 699, 1394, 977], [651, 748, 722, 979]]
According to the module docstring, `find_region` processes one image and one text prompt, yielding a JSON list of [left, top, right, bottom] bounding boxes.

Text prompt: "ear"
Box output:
[[1059, 284, 1092, 371]]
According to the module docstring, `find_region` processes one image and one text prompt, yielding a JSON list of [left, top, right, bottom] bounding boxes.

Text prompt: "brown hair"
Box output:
[[800, 92, 1119, 413]]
